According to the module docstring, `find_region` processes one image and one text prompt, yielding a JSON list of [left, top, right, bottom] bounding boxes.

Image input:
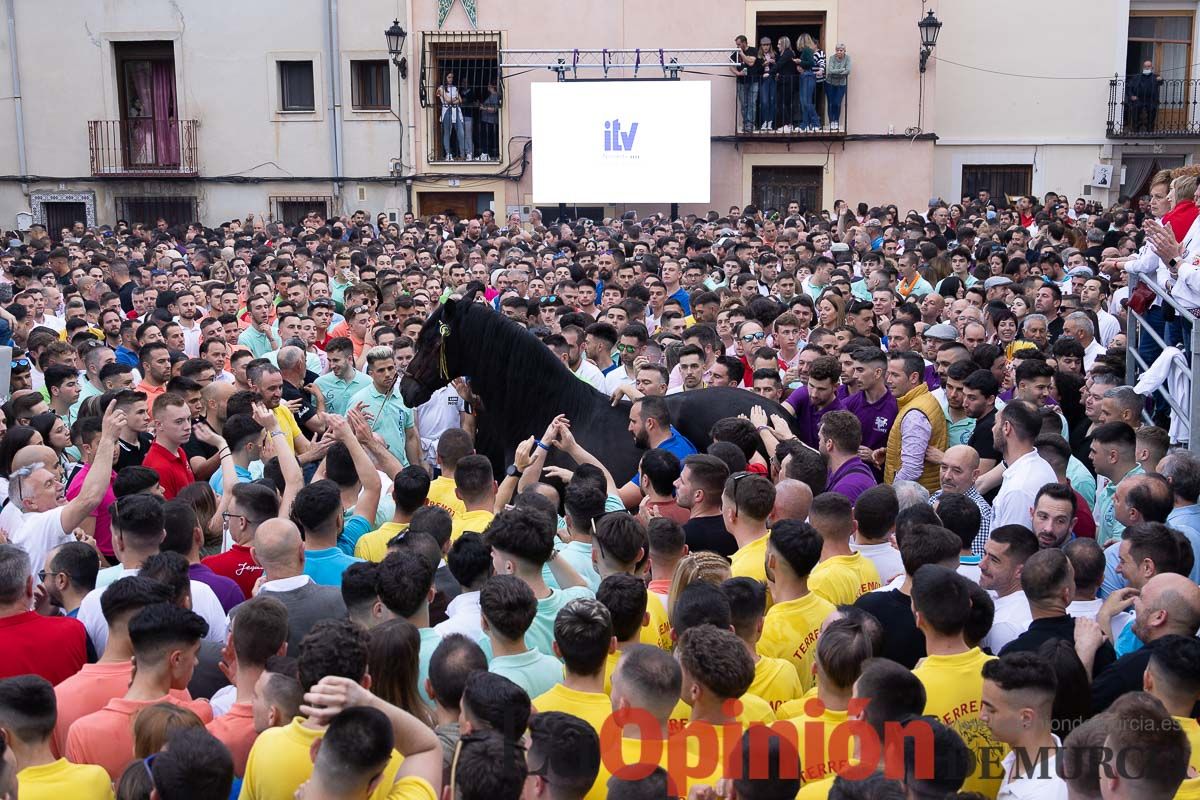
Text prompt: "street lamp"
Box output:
[[386, 19, 408, 80], [918, 9, 942, 73]]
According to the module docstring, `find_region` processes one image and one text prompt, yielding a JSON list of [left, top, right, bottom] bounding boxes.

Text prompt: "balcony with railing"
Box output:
[[1107, 76, 1200, 138], [716, 78, 846, 142], [88, 119, 199, 176]]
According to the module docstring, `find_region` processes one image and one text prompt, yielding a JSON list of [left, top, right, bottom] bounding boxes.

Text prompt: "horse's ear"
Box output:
[[462, 281, 485, 305]]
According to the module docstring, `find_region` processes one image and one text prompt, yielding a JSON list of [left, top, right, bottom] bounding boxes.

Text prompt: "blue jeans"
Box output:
[[798, 71, 819, 128], [441, 114, 465, 159], [825, 84, 846, 126], [759, 77, 776, 127], [738, 80, 759, 131]]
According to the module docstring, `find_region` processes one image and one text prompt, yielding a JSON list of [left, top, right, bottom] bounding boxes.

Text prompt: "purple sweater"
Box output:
[[827, 457, 878, 505]]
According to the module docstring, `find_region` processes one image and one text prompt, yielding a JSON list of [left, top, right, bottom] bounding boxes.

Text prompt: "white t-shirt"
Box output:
[[849, 538, 905, 585], [434, 591, 483, 641], [78, 567, 229, 654], [10, 506, 72, 577], [983, 590, 1032, 654], [573, 359, 605, 390]]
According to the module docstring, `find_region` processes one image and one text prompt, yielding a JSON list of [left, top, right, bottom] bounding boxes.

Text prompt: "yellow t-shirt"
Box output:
[[240, 717, 403, 800], [667, 693, 775, 736], [913, 648, 1004, 798], [384, 777, 438, 800], [450, 508, 495, 541], [271, 405, 303, 453], [533, 683, 616, 800], [603, 649, 622, 696], [17, 758, 114, 800], [639, 592, 673, 651], [1179, 716, 1200, 776], [730, 535, 769, 583], [757, 593, 836, 694], [1177, 778, 1200, 800], [748, 655, 803, 713], [807, 553, 882, 606], [776, 691, 856, 784], [354, 521, 410, 562], [796, 775, 834, 800], [426, 475, 467, 519]]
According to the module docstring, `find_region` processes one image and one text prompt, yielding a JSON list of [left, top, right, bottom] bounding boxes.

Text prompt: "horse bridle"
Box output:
[[401, 321, 453, 393]]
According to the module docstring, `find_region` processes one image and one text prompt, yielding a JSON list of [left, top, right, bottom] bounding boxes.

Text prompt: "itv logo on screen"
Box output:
[[603, 119, 639, 153]]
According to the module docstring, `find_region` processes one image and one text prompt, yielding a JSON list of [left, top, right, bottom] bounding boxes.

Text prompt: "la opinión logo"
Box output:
[[603, 119, 639, 155]]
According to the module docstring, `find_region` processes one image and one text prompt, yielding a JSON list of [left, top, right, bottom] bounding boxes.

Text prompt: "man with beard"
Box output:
[[617, 396, 697, 509], [991, 401, 1057, 530], [602, 324, 648, 394]]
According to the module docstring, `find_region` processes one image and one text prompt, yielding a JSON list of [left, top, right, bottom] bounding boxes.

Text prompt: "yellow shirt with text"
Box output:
[[757, 593, 836, 693], [640, 591, 674, 651], [807, 553, 882, 606], [426, 476, 467, 519], [747, 655, 804, 713], [913, 648, 1004, 798], [776, 690, 857, 784]]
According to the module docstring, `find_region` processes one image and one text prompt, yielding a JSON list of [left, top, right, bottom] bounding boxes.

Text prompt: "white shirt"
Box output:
[[958, 561, 982, 583], [1095, 309, 1120, 347], [434, 591, 483, 640], [415, 385, 465, 467], [1067, 597, 1131, 641], [573, 358, 605, 390], [1082, 339, 1107, 371], [993, 450, 1058, 530], [174, 317, 203, 358], [259, 574, 313, 593], [997, 734, 1067, 800], [78, 567, 229, 654], [603, 365, 637, 395], [849, 538, 905, 584], [983, 590, 1032, 654], [10, 506, 73, 578]]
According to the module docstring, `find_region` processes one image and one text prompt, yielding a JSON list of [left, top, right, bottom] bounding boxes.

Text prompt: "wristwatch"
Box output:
[[1169, 257, 1180, 268], [505, 464, 523, 479]]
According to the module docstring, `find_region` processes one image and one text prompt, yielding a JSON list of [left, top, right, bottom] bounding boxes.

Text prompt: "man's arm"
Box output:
[[300, 676, 442, 794], [348, 405, 403, 481], [893, 411, 932, 482], [252, 402, 304, 517], [554, 419, 618, 497], [331, 413, 382, 525], [61, 402, 123, 533], [495, 437, 536, 513], [403, 415, 427, 475]]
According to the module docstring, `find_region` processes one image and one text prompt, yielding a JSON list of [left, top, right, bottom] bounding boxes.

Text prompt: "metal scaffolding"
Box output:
[[500, 48, 736, 80]]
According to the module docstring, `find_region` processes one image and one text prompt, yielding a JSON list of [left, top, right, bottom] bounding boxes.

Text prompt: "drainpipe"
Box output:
[[404, 0, 417, 214], [5, 0, 28, 195], [325, 0, 345, 215]]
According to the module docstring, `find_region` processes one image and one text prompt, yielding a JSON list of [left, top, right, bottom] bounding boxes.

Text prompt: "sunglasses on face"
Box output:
[[741, 332, 766, 342], [615, 343, 639, 353]]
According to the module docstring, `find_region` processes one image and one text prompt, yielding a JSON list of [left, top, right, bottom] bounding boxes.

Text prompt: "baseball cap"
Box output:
[[716, 237, 737, 250], [865, 218, 882, 228], [984, 276, 1014, 289], [924, 323, 958, 340], [1067, 266, 1095, 279]]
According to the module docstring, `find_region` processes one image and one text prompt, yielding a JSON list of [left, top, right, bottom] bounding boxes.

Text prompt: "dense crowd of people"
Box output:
[[0, 175, 1199, 800]]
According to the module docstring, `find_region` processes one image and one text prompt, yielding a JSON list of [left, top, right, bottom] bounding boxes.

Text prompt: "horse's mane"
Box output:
[[454, 302, 612, 431]]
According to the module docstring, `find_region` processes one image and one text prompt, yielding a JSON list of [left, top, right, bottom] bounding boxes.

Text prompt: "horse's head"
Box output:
[[400, 285, 483, 407]]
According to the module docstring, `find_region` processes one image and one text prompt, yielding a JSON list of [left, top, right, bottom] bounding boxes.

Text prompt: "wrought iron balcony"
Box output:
[[88, 119, 199, 176], [1107, 76, 1200, 138]]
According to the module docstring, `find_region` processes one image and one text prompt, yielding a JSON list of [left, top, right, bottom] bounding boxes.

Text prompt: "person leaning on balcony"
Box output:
[[824, 43, 850, 132]]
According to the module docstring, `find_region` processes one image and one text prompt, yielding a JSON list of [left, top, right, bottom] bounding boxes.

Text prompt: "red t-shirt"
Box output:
[[0, 611, 87, 685], [143, 441, 196, 500], [202, 543, 262, 599]]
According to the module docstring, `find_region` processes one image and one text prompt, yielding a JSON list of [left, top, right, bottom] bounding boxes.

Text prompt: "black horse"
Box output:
[[399, 293, 800, 485]]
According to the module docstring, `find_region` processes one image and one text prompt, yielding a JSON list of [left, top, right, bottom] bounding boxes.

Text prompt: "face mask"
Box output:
[[1144, 69, 1153, 75]]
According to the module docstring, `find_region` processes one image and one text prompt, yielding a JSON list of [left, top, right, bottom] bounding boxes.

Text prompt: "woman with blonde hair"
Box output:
[[796, 33, 821, 131], [666, 551, 732, 623]]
